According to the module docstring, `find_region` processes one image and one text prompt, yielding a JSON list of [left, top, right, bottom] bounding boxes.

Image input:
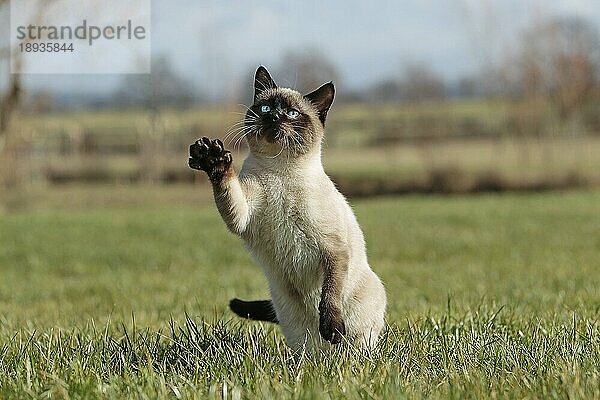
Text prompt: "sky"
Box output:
[[1, 0, 599, 98]]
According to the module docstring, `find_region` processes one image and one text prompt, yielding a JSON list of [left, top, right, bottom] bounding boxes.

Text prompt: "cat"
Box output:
[[188, 66, 386, 352]]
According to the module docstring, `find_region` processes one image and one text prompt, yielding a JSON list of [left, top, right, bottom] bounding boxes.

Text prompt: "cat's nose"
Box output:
[[269, 111, 282, 122]]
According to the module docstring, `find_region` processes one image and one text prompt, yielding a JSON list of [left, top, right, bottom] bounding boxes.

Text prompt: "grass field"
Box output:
[[1, 191, 599, 398]]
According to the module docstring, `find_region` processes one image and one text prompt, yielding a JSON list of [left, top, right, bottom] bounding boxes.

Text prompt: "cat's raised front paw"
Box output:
[[188, 137, 233, 182]]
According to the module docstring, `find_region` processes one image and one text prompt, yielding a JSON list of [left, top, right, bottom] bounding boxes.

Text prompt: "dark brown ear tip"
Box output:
[[254, 66, 277, 95], [256, 65, 270, 76], [326, 82, 335, 95]]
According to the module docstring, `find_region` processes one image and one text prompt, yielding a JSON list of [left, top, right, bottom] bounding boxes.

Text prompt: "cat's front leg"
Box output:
[[189, 137, 251, 235], [318, 248, 349, 344], [319, 296, 346, 344]]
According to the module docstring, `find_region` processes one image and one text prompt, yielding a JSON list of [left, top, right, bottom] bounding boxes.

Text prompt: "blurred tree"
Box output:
[[400, 63, 447, 103], [517, 17, 600, 128], [367, 62, 447, 103], [1, 0, 58, 195], [369, 79, 403, 102], [23, 90, 55, 113], [0, 0, 21, 140], [0, 74, 20, 136], [113, 55, 197, 109], [276, 47, 341, 93], [456, 76, 477, 98]]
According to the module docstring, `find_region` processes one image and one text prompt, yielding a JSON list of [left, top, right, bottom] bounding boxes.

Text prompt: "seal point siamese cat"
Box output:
[[189, 66, 386, 352]]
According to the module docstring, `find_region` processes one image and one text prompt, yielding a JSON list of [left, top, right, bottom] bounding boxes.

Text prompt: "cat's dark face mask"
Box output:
[[251, 94, 307, 143], [241, 66, 335, 158]]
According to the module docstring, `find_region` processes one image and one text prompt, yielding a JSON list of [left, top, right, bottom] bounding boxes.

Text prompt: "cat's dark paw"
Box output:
[[188, 137, 232, 182], [319, 300, 346, 344]]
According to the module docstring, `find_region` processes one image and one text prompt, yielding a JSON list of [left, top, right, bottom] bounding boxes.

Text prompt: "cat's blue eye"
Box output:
[[287, 109, 300, 118], [260, 105, 271, 113]]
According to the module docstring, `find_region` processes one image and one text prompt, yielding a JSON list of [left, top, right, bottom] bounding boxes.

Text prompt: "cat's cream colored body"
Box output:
[[217, 144, 386, 352]]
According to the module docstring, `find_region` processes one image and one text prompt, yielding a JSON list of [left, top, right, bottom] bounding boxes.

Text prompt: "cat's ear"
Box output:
[[254, 66, 277, 100], [304, 82, 335, 125]]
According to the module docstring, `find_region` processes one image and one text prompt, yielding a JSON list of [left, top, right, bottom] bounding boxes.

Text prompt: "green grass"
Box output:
[[1, 191, 599, 398]]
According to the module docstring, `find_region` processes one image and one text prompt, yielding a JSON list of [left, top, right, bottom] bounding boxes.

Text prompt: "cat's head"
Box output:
[[244, 66, 334, 158]]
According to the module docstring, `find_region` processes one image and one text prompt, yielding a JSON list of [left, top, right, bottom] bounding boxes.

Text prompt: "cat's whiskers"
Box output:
[[233, 127, 255, 149], [225, 126, 256, 150], [223, 117, 258, 144], [224, 122, 250, 137], [266, 139, 286, 159], [231, 111, 259, 121], [226, 118, 257, 132], [233, 125, 257, 152], [237, 104, 260, 119], [286, 124, 309, 154], [289, 135, 305, 157], [285, 135, 292, 162], [224, 125, 253, 145]]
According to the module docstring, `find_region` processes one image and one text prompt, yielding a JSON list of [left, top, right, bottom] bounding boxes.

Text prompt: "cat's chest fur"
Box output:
[[242, 169, 323, 292]]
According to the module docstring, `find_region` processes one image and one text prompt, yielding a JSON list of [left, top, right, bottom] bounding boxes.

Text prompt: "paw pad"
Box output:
[[188, 137, 233, 182]]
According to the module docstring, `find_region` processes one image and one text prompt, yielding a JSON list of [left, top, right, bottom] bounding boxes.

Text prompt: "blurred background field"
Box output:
[[2, 2, 600, 207], [2, 99, 600, 210]]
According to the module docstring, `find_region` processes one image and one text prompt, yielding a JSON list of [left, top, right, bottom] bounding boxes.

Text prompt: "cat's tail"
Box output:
[[229, 298, 279, 324]]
